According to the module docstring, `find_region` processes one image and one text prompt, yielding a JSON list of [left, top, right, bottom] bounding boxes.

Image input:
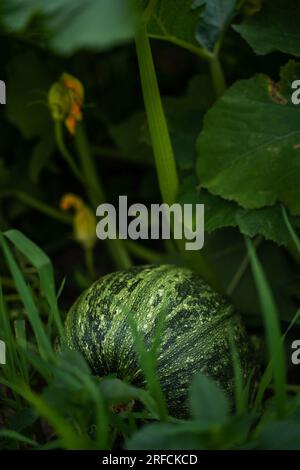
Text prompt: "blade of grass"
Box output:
[[0, 232, 53, 360], [0, 429, 39, 447], [0, 377, 89, 450], [229, 332, 246, 415], [14, 319, 29, 382], [114, 299, 169, 421], [246, 237, 286, 418], [0, 281, 19, 379], [4, 230, 63, 337], [254, 306, 300, 410], [62, 361, 109, 449], [282, 206, 300, 254]]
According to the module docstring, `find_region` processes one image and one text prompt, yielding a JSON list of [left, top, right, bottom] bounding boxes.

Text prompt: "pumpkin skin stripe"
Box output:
[[65, 265, 253, 417]]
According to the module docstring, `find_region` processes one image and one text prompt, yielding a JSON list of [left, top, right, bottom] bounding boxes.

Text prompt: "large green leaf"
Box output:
[[1, 0, 137, 54], [234, 0, 300, 57], [196, 61, 300, 215]]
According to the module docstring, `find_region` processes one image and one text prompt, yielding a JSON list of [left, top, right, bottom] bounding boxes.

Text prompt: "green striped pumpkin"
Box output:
[[65, 265, 252, 417]]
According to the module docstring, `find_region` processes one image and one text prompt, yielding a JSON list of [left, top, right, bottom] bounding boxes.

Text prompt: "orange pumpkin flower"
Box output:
[[60, 194, 96, 249]]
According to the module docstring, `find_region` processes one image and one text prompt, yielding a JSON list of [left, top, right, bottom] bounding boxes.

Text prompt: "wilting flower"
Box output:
[[60, 194, 96, 249], [48, 73, 84, 135]]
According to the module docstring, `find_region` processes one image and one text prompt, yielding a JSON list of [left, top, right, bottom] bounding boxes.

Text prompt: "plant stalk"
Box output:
[[135, 24, 218, 288], [210, 54, 226, 98], [135, 24, 179, 206]]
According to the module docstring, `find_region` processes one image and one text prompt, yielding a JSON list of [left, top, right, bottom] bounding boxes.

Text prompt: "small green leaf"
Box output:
[[127, 422, 206, 450], [195, 0, 236, 51], [189, 373, 230, 425], [146, 0, 212, 59]]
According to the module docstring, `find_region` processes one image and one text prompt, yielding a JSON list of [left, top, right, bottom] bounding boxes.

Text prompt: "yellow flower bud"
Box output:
[[60, 194, 96, 249], [48, 73, 84, 135]]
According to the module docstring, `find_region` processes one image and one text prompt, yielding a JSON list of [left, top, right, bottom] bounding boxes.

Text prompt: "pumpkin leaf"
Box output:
[[196, 60, 300, 216], [195, 0, 236, 51], [189, 373, 230, 425], [1, 0, 138, 55], [179, 178, 298, 247], [234, 0, 300, 57], [126, 422, 206, 450], [255, 421, 300, 450]]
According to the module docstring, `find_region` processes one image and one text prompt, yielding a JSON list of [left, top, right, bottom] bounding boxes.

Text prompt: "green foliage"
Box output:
[[179, 179, 298, 246], [234, 0, 300, 57], [197, 61, 300, 215], [1, 0, 300, 452], [189, 374, 230, 425], [109, 75, 214, 171], [1, 0, 138, 54], [146, 0, 208, 56], [195, 0, 236, 51], [1, 231, 300, 449]]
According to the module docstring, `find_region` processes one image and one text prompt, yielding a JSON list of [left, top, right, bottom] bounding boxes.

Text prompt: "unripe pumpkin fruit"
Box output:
[[65, 265, 253, 417]]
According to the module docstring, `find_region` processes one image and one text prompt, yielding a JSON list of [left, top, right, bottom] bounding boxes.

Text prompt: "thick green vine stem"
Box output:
[[210, 40, 227, 98], [135, 24, 179, 206], [135, 23, 218, 289], [210, 56, 226, 97], [209, 57, 226, 97]]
